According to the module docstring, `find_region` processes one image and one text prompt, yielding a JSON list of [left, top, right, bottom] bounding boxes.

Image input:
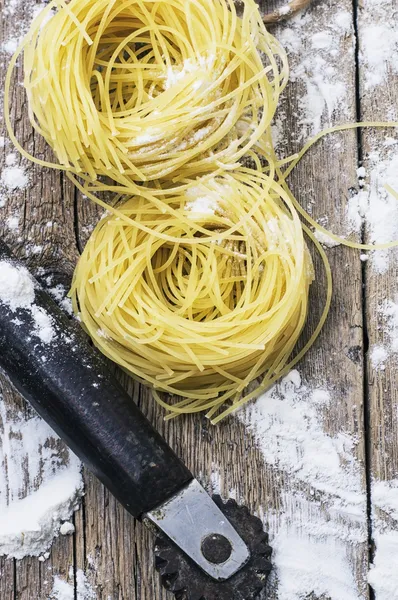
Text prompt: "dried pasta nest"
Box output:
[[71, 166, 315, 423]]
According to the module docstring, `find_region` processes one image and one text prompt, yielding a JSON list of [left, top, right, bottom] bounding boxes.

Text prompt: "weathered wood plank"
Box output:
[[0, 558, 14, 600], [73, 1, 367, 599], [357, 0, 398, 595], [257, 2, 368, 597], [1, 0, 368, 599], [0, 0, 79, 596]]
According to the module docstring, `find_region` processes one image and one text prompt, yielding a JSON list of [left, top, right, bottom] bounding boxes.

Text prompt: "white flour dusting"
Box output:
[[369, 477, 398, 599], [0, 0, 51, 211], [50, 568, 96, 600], [369, 300, 398, 369], [1, 166, 29, 190], [347, 149, 398, 273], [185, 182, 222, 217], [1, 0, 49, 64], [270, 493, 364, 600], [76, 570, 97, 600], [311, 31, 333, 51], [360, 20, 398, 90], [0, 397, 83, 558], [239, 370, 367, 599], [0, 261, 56, 344], [50, 576, 75, 600], [60, 521, 75, 536], [164, 55, 215, 91], [0, 261, 35, 309], [48, 283, 74, 316], [31, 305, 56, 343], [5, 153, 17, 166], [50, 577, 75, 600], [165, 59, 198, 89], [313, 229, 341, 248], [370, 345, 387, 371], [372, 479, 398, 519], [380, 300, 398, 353], [131, 127, 163, 146], [275, 8, 353, 141], [201, 463, 240, 503], [186, 195, 217, 217], [2, 38, 19, 53], [359, 0, 398, 90], [0, 262, 80, 560], [368, 530, 398, 600], [6, 215, 20, 230]]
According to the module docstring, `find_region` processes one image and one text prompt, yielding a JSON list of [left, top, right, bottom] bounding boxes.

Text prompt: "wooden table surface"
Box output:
[[1, 0, 397, 598]]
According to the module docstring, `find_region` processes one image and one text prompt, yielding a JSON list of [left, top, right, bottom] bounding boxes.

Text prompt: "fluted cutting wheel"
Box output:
[[154, 496, 272, 600]]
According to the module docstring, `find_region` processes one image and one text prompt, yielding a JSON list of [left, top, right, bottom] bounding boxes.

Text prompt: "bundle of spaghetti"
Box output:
[[7, 0, 288, 188], [70, 161, 330, 423]]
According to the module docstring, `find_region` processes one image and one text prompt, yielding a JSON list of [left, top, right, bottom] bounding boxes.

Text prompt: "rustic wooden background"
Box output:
[[0, 0, 397, 598]]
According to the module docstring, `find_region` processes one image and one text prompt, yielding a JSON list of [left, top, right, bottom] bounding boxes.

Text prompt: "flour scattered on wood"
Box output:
[[368, 477, 398, 599], [354, 0, 398, 273], [0, 0, 52, 212], [5, 153, 17, 166], [60, 521, 75, 536], [6, 214, 20, 231], [2, 38, 19, 54], [268, 493, 365, 600], [379, 300, 398, 353], [368, 529, 398, 600], [1, 0, 50, 63], [313, 229, 341, 248], [50, 567, 96, 600], [0, 159, 29, 206], [200, 463, 239, 504], [347, 148, 398, 273], [275, 8, 353, 142], [273, 0, 398, 272], [370, 345, 387, 370], [359, 0, 398, 90], [1, 166, 29, 190], [239, 370, 367, 600], [0, 396, 83, 559], [372, 478, 398, 519], [369, 299, 398, 370]]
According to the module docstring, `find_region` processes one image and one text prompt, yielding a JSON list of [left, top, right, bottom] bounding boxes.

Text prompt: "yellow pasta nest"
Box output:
[[70, 165, 317, 423], [11, 0, 288, 186]]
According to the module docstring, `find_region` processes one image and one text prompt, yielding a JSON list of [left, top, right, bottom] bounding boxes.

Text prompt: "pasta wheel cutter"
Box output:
[[0, 240, 272, 600]]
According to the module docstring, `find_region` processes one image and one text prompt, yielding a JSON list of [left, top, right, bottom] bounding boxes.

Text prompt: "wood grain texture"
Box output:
[[0, 0, 78, 595], [357, 0, 398, 583], [0, 0, 372, 598], [260, 2, 368, 597]]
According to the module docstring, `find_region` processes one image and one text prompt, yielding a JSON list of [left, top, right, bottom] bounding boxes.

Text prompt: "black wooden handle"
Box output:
[[0, 241, 192, 517]]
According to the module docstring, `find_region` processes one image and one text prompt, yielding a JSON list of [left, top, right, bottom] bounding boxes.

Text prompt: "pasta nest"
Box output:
[[71, 167, 314, 422], [21, 0, 288, 185]]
